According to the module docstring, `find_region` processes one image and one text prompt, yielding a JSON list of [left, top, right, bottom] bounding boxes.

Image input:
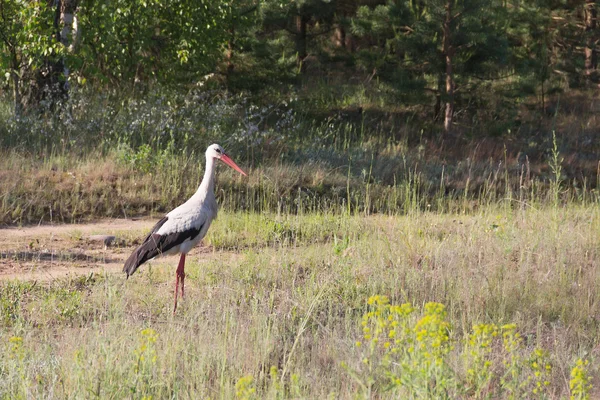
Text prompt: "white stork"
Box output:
[[123, 144, 247, 312]]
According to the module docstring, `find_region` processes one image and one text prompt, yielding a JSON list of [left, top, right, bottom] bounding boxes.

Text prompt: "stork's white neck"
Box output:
[[197, 156, 216, 196]]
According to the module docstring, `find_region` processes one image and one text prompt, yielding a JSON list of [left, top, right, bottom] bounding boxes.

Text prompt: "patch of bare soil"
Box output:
[[0, 219, 217, 281]]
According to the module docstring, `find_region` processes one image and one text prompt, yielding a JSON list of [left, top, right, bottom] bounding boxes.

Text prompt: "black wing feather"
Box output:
[[143, 216, 169, 242], [123, 217, 203, 277]]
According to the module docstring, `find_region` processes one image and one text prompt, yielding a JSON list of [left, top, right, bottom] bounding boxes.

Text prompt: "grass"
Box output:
[[2, 87, 600, 226], [1, 207, 599, 398], [1, 90, 600, 397], [3, 134, 600, 226]]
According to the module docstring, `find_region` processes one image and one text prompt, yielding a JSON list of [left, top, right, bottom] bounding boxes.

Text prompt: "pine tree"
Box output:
[[352, 0, 509, 134]]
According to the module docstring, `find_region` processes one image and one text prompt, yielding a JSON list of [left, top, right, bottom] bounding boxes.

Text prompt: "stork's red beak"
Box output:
[[220, 154, 247, 176]]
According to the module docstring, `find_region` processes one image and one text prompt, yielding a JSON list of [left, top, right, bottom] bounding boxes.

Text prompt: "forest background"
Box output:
[[1, 0, 599, 223]]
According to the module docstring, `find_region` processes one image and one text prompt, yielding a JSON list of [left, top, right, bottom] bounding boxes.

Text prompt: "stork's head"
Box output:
[[206, 144, 247, 176]]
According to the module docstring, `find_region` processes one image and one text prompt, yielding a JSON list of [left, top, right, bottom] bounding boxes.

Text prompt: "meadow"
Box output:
[[0, 203, 598, 398], [1, 92, 599, 399]]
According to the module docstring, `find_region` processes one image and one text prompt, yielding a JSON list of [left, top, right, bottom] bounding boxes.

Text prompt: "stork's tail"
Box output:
[[124, 216, 168, 278], [123, 246, 145, 277]]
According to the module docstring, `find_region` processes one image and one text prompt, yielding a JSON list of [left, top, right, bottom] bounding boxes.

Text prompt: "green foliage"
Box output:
[[0, 0, 598, 132], [0, 282, 32, 326], [464, 323, 499, 396], [351, 0, 510, 115], [0, 0, 63, 102], [0, 1, 60, 69], [76, 0, 231, 86]]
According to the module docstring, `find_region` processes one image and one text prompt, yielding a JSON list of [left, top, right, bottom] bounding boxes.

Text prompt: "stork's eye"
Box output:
[[216, 148, 222, 154]]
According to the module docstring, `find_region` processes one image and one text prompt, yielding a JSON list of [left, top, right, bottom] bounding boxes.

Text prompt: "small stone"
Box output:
[[88, 235, 116, 248]]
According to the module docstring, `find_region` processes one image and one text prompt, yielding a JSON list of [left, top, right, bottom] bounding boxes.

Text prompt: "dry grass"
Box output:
[[3, 132, 600, 227], [0, 208, 598, 398]]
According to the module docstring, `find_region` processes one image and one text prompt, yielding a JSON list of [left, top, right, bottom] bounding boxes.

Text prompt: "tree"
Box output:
[[0, 0, 63, 115], [441, 0, 454, 132], [352, 0, 509, 133], [262, 0, 335, 72], [584, 0, 598, 82], [223, 0, 261, 78], [59, 0, 232, 88], [57, 0, 81, 92], [0, 0, 22, 115]]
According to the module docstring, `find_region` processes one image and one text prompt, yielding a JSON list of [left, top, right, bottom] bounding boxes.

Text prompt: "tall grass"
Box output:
[[2, 136, 599, 225], [1, 207, 599, 398], [2, 89, 600, 225]]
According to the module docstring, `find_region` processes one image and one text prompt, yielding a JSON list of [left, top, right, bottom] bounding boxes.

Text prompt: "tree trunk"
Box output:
[[335, 24, 346, 49], [226, 26, 235, 74], [295, 14, 308, 72], [334, 0, 357, 51], [38, 0, 67, 103], [434, 74, 444, 122], [59, 0, 78, 92], [442, 0, 454, 133], [11, 52, 21, 117], [584, 0, 598, 82]]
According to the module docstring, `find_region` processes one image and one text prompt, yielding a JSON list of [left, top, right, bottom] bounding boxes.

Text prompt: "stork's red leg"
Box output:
[[180, 253, 186, 298], [173, 253, 186, 313], [174, 273, 179, 313]]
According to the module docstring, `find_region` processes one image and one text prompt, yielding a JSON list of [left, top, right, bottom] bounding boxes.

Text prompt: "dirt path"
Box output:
[[0, 219, 219, 281]]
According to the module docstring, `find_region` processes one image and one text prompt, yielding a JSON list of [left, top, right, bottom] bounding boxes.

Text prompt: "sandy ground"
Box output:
[[0, 219, 215, 281]]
